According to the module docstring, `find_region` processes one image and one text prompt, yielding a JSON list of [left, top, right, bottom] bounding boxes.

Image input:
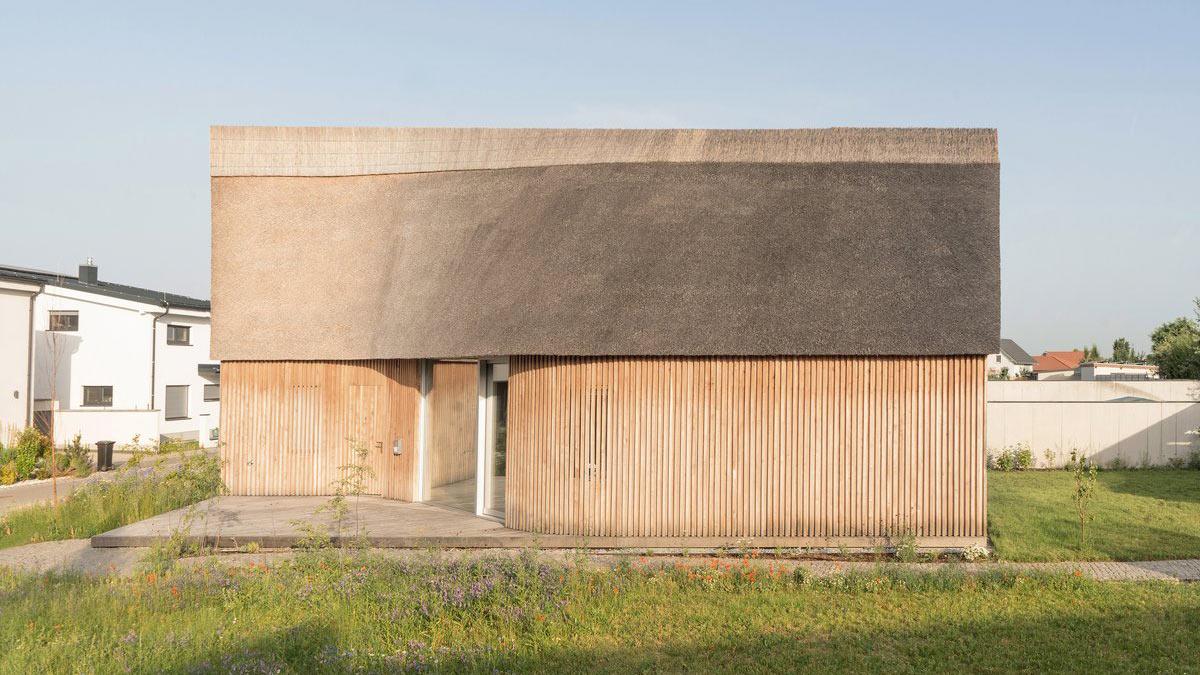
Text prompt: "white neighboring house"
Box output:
[[987, 338, 1034, 379], [0, 261, 219, 448], [0, 277, 40, 442]]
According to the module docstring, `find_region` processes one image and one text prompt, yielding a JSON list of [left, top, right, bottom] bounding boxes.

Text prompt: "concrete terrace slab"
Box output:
[[91, 496, 988, 550], [90, 496, 531, 549]]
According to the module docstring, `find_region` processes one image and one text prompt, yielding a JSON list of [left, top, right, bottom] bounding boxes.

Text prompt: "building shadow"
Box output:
[[167, 600, 1195, 672]]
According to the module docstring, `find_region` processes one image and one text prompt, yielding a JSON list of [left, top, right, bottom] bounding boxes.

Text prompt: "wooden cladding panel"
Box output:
[[506, 356, 986, 539], [426, 361, 479, 490], [220, 360, 420, 499]]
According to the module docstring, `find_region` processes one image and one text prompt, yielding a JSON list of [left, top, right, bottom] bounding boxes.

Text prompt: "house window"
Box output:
[[49, 311, 79, 332], [82, 386, 113, 407], [165, 385, 189, 420], [167, 324, 191, 346], [995, 354, 1001, 363], [203, 384, 220, 401]]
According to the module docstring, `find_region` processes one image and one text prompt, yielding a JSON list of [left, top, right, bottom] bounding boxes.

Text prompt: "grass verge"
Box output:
[[0, 451, 222, 549], [988, 469, 1200, 561], [0, 553, 1196, 673]]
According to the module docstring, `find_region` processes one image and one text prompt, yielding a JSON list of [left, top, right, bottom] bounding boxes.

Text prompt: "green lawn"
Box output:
[[988, 469, 1200, 562], [1, 553, 1197, 673]]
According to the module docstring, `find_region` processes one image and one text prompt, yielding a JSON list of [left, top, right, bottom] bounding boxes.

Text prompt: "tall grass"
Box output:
[[0, 553, 1197, 673], [0, 451, 222, 549]]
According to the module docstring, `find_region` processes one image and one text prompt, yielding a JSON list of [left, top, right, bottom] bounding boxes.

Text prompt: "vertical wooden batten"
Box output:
[[220, 360, 420, 498], [505, 355, 986, 540]]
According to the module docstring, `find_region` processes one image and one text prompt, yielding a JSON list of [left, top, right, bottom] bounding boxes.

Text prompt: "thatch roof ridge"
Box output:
[[211, 126, 997, 177]]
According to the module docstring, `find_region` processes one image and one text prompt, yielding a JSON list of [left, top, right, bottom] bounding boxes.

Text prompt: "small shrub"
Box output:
[[990, 449, 1015, 471], [58, 433, 93, 477], [14, 447, 38, 481], [990, 443, 1033, 472], [0, 462, 16, 486], [9, 427, 50, 481], [1042, 449, 1056, 469], [1013, 443, 1034, 470], [1188, 450, 1200, 471], [894, 531, 919, 563], [1168, 457, 1185, 469], [1107, 456, 1128, 471], [960, 544, 989, 562]]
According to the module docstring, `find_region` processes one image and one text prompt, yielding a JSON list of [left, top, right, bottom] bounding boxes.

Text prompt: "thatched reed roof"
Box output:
[[211, 127, 999, 360]]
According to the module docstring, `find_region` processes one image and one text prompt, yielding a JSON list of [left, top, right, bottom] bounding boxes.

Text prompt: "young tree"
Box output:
[[1068, 452, 1099, 554], [1081, 344, 1102, 362], [43, 329, 69, 507]]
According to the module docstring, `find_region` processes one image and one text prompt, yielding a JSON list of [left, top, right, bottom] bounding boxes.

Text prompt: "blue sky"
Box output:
[[1, 1, 1197, 353]]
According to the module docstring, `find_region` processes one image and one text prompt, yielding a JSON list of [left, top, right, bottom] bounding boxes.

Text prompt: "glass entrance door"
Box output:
[[483, 361, 508, 518]]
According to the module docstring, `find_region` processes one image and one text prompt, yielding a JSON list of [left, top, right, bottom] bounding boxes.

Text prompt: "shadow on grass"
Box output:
[[1102, 470, 1200, 504], [169, 593, 1200, 673], [182, 620, 338, 673]]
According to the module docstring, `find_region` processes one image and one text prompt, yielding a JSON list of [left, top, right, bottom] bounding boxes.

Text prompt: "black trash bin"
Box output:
[[95, 440, 115, 472]]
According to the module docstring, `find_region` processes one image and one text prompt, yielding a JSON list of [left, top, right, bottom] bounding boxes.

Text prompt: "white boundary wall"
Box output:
[[51, 409, 159, 448], [987, 381, 1200, 467]]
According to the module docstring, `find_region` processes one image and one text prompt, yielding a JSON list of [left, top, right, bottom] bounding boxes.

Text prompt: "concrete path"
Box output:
[[0, 539, 143, 576], [2, 540, 1199, 581]]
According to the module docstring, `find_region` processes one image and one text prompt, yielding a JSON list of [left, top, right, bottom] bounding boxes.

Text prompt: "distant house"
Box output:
[[1033, 350, 1085, 381], [987, 339, 1034, 379], [1031, 349, 1158, 381], [1078, 361, 1159, 381], [0, 261, 219, 448]]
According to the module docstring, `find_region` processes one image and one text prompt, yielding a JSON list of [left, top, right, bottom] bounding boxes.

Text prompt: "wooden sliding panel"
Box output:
[[425, 360, 479, 491], [506, 356, 986, 540], [220, 360, 420, 498]]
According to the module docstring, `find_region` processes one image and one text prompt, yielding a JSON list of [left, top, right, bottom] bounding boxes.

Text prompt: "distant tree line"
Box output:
[[1147, 299, 1200, 379], [1073, 298, 1200, 379]]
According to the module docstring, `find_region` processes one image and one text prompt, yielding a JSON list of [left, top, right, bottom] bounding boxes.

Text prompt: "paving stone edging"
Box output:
[[0, 540, 1198, 581]]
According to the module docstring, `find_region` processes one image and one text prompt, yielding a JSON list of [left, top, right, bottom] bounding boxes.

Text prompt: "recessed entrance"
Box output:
[[421, 359, 508, 521], [424, 360, 479, 513]]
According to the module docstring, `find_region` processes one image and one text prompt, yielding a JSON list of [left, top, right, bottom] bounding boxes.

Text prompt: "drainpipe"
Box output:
[[24, 286, 39, 427], [150, 300, 171, 410]]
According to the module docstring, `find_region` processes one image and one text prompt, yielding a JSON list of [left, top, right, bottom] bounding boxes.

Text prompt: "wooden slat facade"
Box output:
[[505, 355, 986, 539], [220, 360, 420, 499], [221, 355, 986, 543]]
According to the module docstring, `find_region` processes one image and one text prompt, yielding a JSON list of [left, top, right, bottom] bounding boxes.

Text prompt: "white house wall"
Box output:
[[52, 410, 159, 448], [0, 282, 37, 441], [33, 287, 155, 412], [986, 351, 1030, 378], [27, 285, 218, 448], [154, 312, 219, 444]]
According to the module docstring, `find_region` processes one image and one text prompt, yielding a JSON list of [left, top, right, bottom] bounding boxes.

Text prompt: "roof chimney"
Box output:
[[79, 257, 98, 285]]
